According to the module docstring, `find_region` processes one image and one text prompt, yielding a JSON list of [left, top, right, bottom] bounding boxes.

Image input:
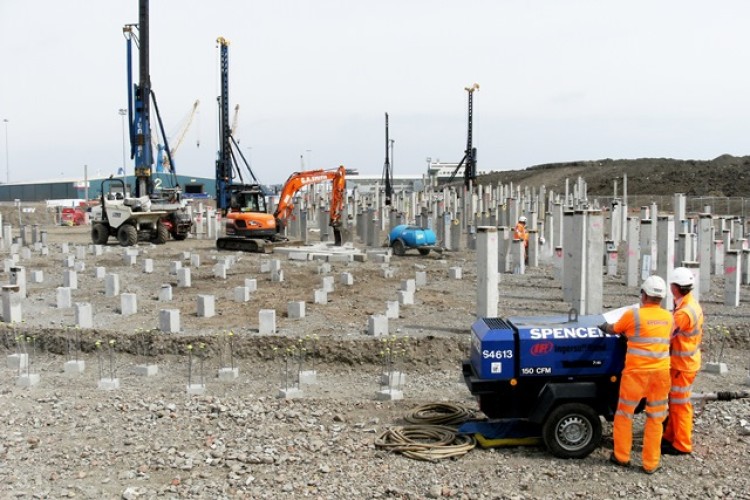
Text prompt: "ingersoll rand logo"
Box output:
[[530, 341, 554, 356]]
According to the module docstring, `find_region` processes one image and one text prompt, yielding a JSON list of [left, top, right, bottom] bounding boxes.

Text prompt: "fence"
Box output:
[[588, 196, 750, 218]]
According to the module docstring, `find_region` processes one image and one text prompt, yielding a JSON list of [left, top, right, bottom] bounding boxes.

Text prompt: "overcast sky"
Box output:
[[2, 1, 749, 186]]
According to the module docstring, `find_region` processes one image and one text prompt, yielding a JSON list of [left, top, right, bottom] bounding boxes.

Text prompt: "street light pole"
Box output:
[[3, 118, 9, 184], [118, 108, 127, 191], [305, 149, 312, 170]]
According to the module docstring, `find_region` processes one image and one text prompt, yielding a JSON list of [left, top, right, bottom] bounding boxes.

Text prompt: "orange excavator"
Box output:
[[216, 166, 347, 252]]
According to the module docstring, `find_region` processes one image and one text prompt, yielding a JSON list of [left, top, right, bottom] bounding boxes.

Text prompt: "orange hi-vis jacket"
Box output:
[[671, 292, 703, 372], [514, 223, 528, 245], [613, 303, 673, 371]]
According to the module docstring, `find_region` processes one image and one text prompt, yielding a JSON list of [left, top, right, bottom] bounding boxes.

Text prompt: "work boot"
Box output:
[[661, 442, 690, 456], [643, 461, 662, 474], [609, 452, 630, 467]]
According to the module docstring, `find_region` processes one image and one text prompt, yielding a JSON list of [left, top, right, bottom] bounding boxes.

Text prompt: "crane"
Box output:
[[448, 83, 480, 188], [155, 99, 200, 173]]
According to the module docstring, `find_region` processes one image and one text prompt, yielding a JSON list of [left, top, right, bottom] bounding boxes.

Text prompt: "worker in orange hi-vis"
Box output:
[[599, 275, 673, 474], [514, 216, 529, 245], [662, 267, 704, 456], [514, 216, 529, 262]]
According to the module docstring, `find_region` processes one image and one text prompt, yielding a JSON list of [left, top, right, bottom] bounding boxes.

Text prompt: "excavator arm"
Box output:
[[274, 166, 347, 245], [274, 166, 346, 223]]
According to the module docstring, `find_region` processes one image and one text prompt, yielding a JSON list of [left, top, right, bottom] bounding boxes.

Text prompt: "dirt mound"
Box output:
[[477, 154, 750, 197]]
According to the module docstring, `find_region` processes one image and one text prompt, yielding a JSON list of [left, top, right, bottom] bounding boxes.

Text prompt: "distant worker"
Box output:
[[514, 216, 529, 245], [599, 275, 673, 474], [662, 267, 703, 456], [514, 216, 529, 263]]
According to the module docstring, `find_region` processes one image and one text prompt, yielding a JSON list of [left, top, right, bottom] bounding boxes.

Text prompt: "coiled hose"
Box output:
[[375, 403, 477, 461], [404, 403, 476, 426]]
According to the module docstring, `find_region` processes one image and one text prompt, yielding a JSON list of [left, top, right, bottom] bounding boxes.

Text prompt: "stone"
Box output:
[[385, 301, 399, 319], [197, 295, 216, 318], [64, 360, 85, 374], [398, 290, 414, 306], [234, 287, 250, 303], [314, 289, 327, 305], [218, 367, 239, 381], [277, 387, 303, 399], [375, 388, 403, 401], [159, 309, 180, 333], [7, 353, 28, 370], [16, 373, 41, 387], [259, 309, 276, 334], [98, 378, 120, 391], [299, 370, 317, 385], [186, 384, 205, 395], [288, 301, 305, 319], [340, 272, 354, 286], [380, 371, 406, 387], [75, 303, 93, 328], [134, 364, 158, 377], [367, 314, 388, 336], [703, 362, 728, 375]]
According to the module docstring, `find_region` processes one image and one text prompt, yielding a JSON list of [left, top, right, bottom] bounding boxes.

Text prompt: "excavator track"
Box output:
[[216, 237, 270, 253]]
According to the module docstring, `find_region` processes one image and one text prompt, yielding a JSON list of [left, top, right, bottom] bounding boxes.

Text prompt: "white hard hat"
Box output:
[[671, 267, 695, 287], [518, 216, 527, 223], [641, 275, 667, 299]]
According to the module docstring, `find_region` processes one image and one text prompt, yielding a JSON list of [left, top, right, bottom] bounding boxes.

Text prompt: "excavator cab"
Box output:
[[231, 190, 266, 213]]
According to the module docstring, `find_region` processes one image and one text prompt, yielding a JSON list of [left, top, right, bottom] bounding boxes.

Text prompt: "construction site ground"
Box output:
[[0, 222, 749, 499]]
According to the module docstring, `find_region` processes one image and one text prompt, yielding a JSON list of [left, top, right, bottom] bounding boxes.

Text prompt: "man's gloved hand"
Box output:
[[598, 322, 609, 333]]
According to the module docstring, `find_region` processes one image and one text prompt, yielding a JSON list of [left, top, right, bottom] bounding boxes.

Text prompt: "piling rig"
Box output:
[[448, 83, 479, 189], [121, 0, 192, 241], [382, 112, 393, 206]]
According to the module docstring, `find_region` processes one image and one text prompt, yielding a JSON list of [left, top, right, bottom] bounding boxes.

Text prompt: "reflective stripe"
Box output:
[[685, 303, 702, 336], [670, 397, 691, 405], [674, 330, 700, 338], [618, 397, 640, 407], [646, 409, 668, 419], [674, 300, 703, 338], [629, 336, 670, 345], [646, 399, 668, 407], [633, 308, 641, 337], [627, 347, 669, 358], [670, 385, 692, 394], [671, 295, 703, 371], [673, 348, 699, 357], [615, 409, 634, 419]]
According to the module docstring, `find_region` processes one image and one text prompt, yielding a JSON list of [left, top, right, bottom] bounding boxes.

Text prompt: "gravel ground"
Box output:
[[0, 224, 749, 499]]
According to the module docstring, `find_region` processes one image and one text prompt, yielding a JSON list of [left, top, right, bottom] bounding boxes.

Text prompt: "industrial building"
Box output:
[[0, 160, 471, 205], [0, 173, 216, 204]]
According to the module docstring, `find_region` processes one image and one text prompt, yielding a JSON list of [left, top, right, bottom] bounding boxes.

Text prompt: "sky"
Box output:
[[2, 0, 750, 186]]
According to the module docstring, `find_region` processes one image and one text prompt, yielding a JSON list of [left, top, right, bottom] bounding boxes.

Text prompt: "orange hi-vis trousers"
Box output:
[[663, 369, 697, 453], [613, 369, 670, 471]]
